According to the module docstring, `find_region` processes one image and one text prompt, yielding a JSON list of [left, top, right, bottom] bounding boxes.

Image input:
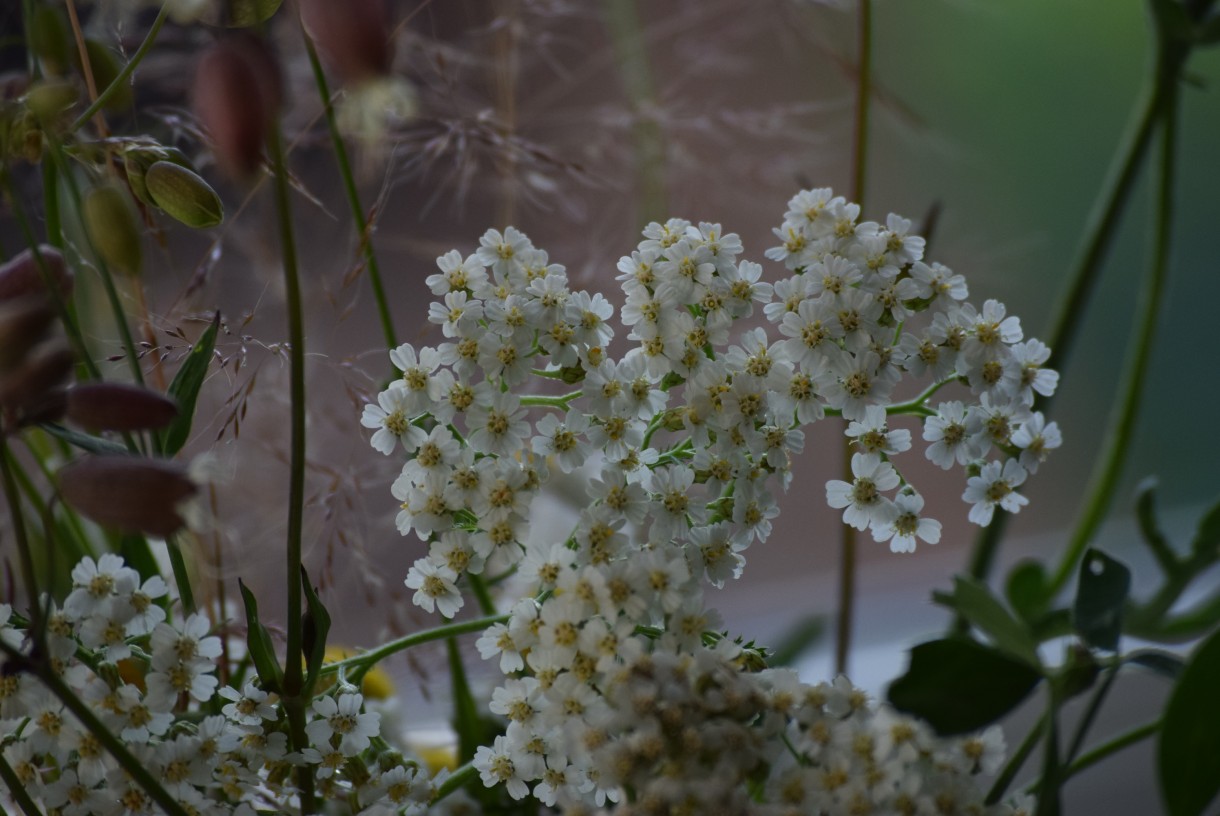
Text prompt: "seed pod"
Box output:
[[0, 338, 73, 425], [145, 161, 224, 228], [0, 296, 55, 370], [0, 245, 73, 303], [123, 144, 192, 206], [25, 79, 78, 125], [58, 455, 197, 538], [300, 0, 392, 84], [193, 35, 282, 181], [83, 182, 142, 275], [66, 382, 179, 433]]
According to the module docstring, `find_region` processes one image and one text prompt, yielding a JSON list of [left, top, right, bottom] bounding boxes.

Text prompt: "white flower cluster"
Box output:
[[364, 189, 1057, 810], [0, 555, 441, 816]]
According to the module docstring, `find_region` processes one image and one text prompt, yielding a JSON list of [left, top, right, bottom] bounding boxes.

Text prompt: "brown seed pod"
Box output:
[[300, 0, 392, 84], [193, 35, 282, 181], [66, 382, 179, 433], [0, 296, 55, 371], [0, 245, 72, 303], [0, 338, 73, 426], [58, 455, 197, 538]]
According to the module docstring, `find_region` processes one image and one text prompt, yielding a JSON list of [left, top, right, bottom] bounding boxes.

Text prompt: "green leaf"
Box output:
[[1126, 649, 1185, 680], [1159, 626, 1220, 816], [1187, 495, 1220, 562], [887, 638, 1043, 736], [1198, 14, 1220, 44], [1135, 479, 1174, 556], [161, 313, 219, 456], [1006, 559, 1051, 625], [933, 576, 1040, 666], [238, 580, 283, 694], [300, 566, 332, 697], [39, 423, 130, 456], [1148, 0, 1194, 44], [222, 0, 283, 27], [1073, 549, 1131, 652]]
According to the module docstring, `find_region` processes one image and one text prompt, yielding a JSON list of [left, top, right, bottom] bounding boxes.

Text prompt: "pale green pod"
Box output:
[[145, 161, 225, 229]]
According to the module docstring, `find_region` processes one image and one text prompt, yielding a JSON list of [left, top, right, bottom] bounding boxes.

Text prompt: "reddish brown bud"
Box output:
[[0, 246, 72, 303], [0, 338, 73, 426], [58, 455, 197, 538], [0, 296, 55, 370], [193, 35, 282, 181], [300, 0, 392, 84], [66, 382, 179, 433]]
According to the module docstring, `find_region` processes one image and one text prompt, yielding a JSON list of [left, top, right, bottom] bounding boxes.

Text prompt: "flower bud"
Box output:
[[66, 382, 179, 433], [193, 35, 281, 181], [144, 161, 224, 228], [83, 182, 142, 275], [58, 455, 198, 538], [0, 337, 73, 426], [0, 296, 55, 370], [300, 0, 392, 84], [0, 245, 72, 303]]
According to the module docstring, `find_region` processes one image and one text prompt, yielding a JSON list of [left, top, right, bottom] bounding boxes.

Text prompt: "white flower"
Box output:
[[963, 459, 1029, 526], [306, 692, 380, 756], [361, 384, 426, 455], [64, 554, 138, 619], [405, 558, 463, 617], [1012, 412, 1062, 474], [474, 734, 539, 800], [466, 392, 531, 457], [532, 410, 592, 474], [825, 452, 900, 531], [923, 401, 987, 469], [871, 490, 941, 553], [426, 249, 487, 295], [846, 404, 912, 456]]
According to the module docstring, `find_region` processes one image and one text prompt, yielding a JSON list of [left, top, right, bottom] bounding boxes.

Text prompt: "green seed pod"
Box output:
[[58, 455, 197, 538], [145, 161, 224, 228], [30, 5, 72, 77], [124, 145, 192, 206], [66, 382, 179, 432], [25, 79, 78, 125], [83, 183, 142, 275]]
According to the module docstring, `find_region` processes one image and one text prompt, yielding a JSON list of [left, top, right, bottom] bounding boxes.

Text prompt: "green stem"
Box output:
[[1034, 688, 1062, 816], [268, 118, 312, 814], [1030, 720, 1159, 791], [986, 712, 1046, 805], [46, 143, 144, 385], [1065, 663, 1120, 764], [0, 752, 43, 816], [603, 0, 668, 227], [300, 31, 398, 357], [434, 762, 478, 802], [321, 613, 508, 680], [885, 378, 952, 415], [468, 573, 497, 617], [834, 0, 873, 679], [1047, 49, 1180, 598], [0, 437, 41, 634], [69, 3, 171, 133], [165, 533, 196, 615], [849, 0, 872, 208], [521, 391, 583, 409]]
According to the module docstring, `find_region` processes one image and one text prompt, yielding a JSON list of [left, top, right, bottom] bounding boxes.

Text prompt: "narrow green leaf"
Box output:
[[238, 580, 283, 694], [1187, 495, 1220, 562], [933, 576, 1040, 666], [1149, 0, 1194, 43], [447, 638, 482, 763], [1159, 626, 1220, 816], [1135, 479, 1174, 559], [887, 638, 1043, 736], [161, 313, 219, 456], [39, 423, 130, 456], [1073, 549, 1131, 652], [1126, 649, 1185, 680], [1006, 559, 1050, 625], [300, 566, 331, 697]]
